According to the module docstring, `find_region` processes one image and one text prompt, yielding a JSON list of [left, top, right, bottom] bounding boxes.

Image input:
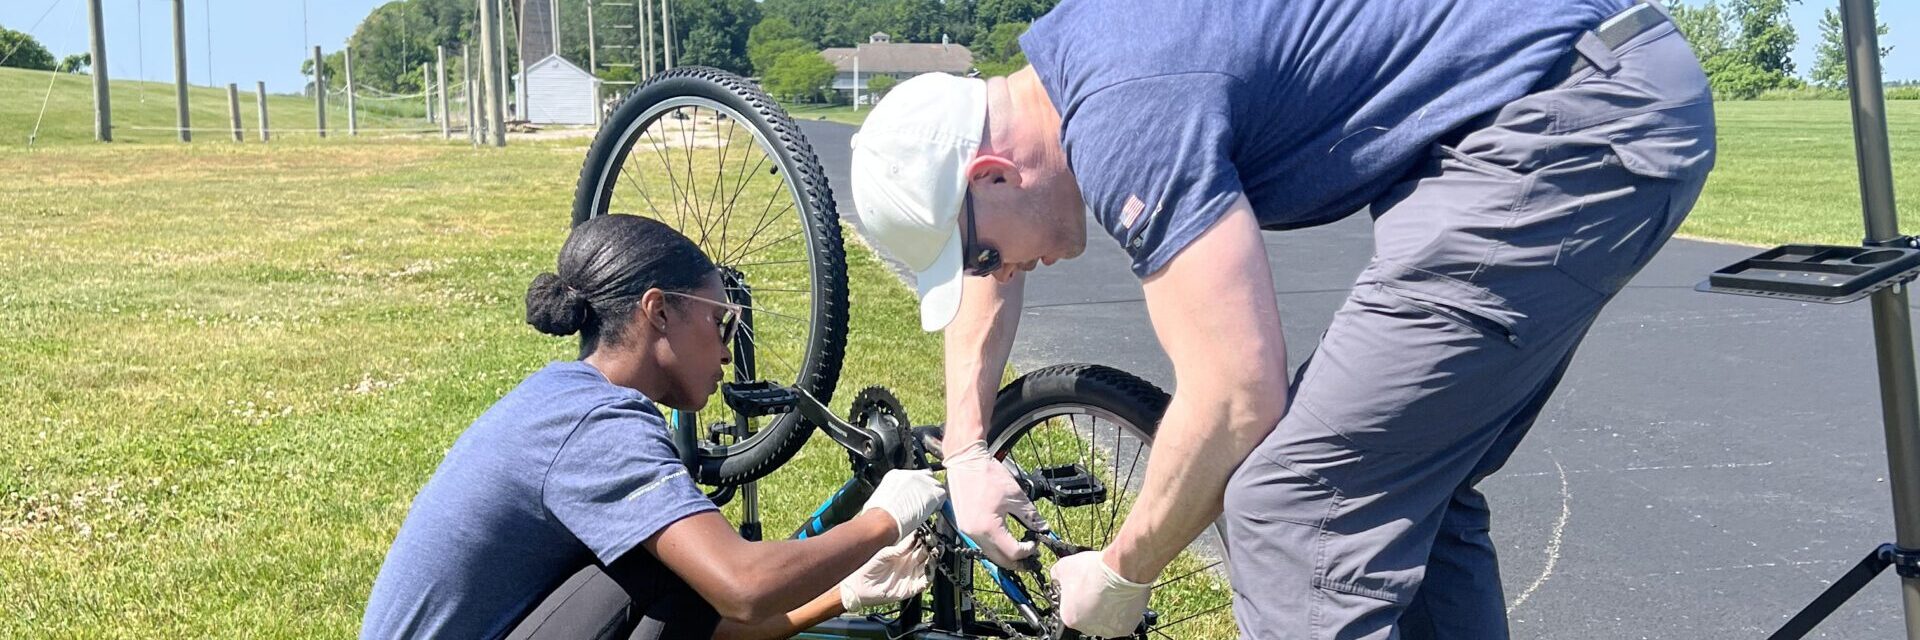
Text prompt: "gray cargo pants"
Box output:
[[1220, 19, 1715, 640]]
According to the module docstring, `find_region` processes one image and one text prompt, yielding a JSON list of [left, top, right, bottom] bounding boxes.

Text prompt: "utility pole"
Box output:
[[227, 83, 242, 142], [661, 0, 672, 70], [480, 0, 506, 146], [86, 0, 111, 141], [514, 0, 528, 121], [437, 46, 451, 139], [345, 47, 357, 135], [587, 3, 598, 72], [498, 0, 512, 123], [639, 0, 652, 78], [256, 81, 270, 142], [173, 0, 190, 142], [314, 46, 328, 138]]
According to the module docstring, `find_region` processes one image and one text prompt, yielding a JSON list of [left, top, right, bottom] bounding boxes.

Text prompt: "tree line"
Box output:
[[288, 0, 1052, 102], [1668, 0, 1897, 99]]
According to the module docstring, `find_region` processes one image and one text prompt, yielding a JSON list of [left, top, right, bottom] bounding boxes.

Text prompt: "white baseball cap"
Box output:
[[849, 72, 988, 332]]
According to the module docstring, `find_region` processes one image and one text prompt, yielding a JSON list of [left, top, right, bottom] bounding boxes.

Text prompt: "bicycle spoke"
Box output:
[[1153, 600, 1232, 631], [1154, 560, 1222, 589], [725, 173, 795, 263], [641, 126, 690, 229], [618, 162, 666, 219], [708, 115, 737, 247], [728, 225, 804, 267]]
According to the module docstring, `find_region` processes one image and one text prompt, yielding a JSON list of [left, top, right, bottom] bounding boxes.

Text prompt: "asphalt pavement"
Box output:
[[799, 118, 1911, 639]]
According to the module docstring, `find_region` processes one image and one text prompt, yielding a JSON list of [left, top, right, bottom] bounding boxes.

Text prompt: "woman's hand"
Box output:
[[838, 534, 933, 612], [862, 469, 947, 541]]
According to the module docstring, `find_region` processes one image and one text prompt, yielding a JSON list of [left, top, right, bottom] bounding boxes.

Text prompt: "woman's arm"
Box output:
[[643, 510, 891, 622], [710, 590, 846, 640]]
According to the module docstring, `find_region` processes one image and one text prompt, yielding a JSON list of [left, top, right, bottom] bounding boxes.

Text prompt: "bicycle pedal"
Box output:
[[1034, 464, 1106, 508], [721, 381, 799, 417]]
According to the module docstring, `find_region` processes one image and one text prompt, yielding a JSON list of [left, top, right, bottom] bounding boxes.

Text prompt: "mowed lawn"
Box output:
[[0, 137, 948, 637], [0, 67, 439, 147], [1681, 100, 1920, 246]]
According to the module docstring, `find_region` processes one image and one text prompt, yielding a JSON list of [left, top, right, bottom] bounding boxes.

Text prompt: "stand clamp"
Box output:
[[1887, 544, 1920, 580], [1865, 235, 1920, 249]]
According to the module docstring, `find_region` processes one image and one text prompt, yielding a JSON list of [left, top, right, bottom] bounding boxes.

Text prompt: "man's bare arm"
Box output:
[[1105, 198, 1291, 581], [942, 271, 1026, 452]]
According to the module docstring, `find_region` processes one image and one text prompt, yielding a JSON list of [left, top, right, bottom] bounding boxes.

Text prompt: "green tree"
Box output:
[[1729, 0, 1799, 78], [1812, 1, 1892, 89], [1670, 0, 1731, 62], [751, 37, 812, 76], [974, 0, 1054, 38], [60, 52, 90, 74], [0, 25, 57, 71], [750, 17, 807, 49], [669, 0, 759, 74], [763, 49, 836, 102], [824, 3, 893, 48], [888, 0, 950, 43], [865, 72, 898, 98], [976, 21, 1026, 62], [1669, 0, 1802, 98]]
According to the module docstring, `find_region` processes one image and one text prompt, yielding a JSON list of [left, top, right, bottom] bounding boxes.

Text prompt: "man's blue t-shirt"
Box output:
[[1021, 0, 1634, 277], [360, 361, 716, 639]]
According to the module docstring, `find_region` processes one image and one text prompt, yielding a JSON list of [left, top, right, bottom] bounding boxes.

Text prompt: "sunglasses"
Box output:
[[662, 291, 744, 344], [960, 191, 1003, 277]]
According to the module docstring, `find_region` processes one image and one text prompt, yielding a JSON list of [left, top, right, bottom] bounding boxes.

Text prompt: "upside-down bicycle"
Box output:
[[570, 67, 1233, 639]]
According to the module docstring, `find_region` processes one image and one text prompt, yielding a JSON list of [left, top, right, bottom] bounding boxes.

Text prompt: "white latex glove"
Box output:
[[945, 440, 1049, 567], [863, 469, 947, 541], [1051, 551, 1153, 639], [838, 535, 933, 612]]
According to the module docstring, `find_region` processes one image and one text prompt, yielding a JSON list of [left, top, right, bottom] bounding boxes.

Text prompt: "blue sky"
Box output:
[[4, 0, 1918, 94]]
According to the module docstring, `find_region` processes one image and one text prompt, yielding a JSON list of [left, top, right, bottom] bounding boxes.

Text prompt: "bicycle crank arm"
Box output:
[[788, 387, 885, 461]]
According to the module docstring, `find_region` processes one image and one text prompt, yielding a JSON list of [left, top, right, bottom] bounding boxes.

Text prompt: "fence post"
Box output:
[[465, 43, 479, 146], [423, 62, 434, 123], [227, 83, 242, 142], [437, 46, 451, 139], [314, 46, 327, 138], [345, 48, 357, 136], [256, 81, 270, 142]]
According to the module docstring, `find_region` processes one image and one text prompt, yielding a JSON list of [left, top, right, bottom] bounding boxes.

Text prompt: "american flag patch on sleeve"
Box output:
[[1120, 194, 1148, 228]]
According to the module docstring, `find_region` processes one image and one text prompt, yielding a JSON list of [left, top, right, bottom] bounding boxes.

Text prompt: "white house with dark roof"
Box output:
[[819, 33, 974, 103]]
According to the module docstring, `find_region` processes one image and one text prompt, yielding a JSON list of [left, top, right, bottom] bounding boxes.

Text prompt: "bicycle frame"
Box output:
[[703, 384, 1058, 638]]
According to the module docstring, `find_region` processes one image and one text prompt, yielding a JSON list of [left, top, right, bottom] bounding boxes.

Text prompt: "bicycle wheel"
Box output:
[[980, 364, 1235, 639], [572, 67, 848, 486]]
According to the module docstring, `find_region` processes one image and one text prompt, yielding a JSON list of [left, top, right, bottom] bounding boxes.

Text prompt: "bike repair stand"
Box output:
[[1696, 1, 1920, 637], [670, 270, 766, 540]]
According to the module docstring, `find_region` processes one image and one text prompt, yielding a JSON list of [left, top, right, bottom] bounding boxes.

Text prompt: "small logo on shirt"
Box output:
[[1120, 194, 1148, 228], [622, 469, 689, 502]]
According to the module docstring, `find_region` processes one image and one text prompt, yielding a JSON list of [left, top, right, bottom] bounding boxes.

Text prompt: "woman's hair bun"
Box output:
[[525, 272, 590, 336]]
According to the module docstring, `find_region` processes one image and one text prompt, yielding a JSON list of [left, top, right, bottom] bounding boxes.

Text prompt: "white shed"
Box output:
[[515, 54, 602, 125]]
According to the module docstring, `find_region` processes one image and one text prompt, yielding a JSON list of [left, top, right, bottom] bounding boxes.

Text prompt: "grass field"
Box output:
[[0, 67, 445, 147], [4, 63, 1916, 638], [0, 71, 1238, 637], [782, 102, 871, 127], [1681, 100, 1920, 246]]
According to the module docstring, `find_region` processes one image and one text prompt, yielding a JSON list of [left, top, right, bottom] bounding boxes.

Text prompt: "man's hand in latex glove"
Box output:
[[944, 440, 1048, 567], [838, 535, 933, 612], [1051, 551, 1153, 638], [862, 469, 946, 541]]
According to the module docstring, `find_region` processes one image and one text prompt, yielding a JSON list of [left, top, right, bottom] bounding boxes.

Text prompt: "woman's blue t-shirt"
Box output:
[[360, 361, 716, 639]]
